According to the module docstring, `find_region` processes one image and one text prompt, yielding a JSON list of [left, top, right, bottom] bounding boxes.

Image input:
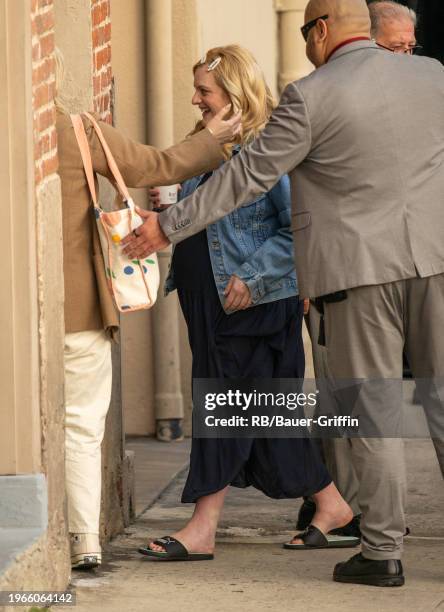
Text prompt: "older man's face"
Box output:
[[376, 17, 416, 54]]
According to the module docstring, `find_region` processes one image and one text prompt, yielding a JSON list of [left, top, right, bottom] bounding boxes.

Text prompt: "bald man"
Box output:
[[123, 0, 444, 588], [302, 0, 442, 545]]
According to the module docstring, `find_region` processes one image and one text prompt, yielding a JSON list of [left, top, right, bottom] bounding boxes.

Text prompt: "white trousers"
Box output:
[[64, 330, 112, 534]]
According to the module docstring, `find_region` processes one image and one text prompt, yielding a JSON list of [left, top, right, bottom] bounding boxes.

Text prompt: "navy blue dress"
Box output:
[[173, 223, 331, 504]]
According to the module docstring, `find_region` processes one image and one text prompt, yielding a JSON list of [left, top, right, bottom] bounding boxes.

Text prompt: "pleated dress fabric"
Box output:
[[172, 228, 332, 503]]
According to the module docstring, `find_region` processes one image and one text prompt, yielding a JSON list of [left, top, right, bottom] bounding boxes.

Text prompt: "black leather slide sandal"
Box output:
[[138, 536, 214, 561], [283, 525, 360, 550]]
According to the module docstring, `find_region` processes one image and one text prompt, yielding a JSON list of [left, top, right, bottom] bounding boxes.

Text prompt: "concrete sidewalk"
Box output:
[[65, 437, 444, 612], [126, 437, 191, 517]]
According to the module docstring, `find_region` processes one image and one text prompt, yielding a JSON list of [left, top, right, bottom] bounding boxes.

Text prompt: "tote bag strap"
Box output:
[[71, 114, 98, 206], [83, 112, 131, 203]]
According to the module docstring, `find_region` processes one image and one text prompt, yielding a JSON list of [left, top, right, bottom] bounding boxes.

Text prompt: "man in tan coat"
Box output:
[[57, 106, 240, 569]]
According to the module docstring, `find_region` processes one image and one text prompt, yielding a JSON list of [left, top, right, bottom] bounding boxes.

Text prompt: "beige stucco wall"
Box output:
[[110, 0, 157, 436], [276, 0, 313, 91], [117, 0, 283, 436], [0, 0, 41, 474], [110, 0, 147, 161], [114, 0, 201, 436], [196, 0, 278, 97], [171, 0, 200, 434], [1, 0, 69, 592], [116, 0, 314, 435], [176, 0, 280, 432], [54, 0, 94, 112], [172, 0, 200, 140]]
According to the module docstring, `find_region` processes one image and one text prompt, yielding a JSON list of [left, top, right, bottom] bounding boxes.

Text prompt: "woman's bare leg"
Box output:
[[149, 487, 228, 554], [290, 482, 353, 544]]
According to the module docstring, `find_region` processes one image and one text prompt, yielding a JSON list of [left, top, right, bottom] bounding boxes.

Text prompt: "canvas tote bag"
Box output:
[[71, 112, 160, 312]]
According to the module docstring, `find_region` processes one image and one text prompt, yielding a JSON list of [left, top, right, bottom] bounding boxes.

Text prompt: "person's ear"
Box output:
[[317, 18, 328, 42]]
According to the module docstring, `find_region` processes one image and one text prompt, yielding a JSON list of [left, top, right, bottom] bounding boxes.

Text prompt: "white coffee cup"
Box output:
[[157, 185, 179, 206]]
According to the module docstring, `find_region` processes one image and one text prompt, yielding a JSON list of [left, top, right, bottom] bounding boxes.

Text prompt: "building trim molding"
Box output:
[[0, 0, 41, 475]]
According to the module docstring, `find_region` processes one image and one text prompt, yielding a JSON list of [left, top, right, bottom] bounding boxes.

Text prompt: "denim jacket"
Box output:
[[165, 159, 298, 308]]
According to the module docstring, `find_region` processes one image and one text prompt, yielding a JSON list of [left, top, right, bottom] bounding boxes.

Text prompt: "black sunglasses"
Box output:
[[301, 14, 329, 42]]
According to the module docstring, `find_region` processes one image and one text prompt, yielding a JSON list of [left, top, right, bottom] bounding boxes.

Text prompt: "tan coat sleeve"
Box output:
[[82, 115, 225, 187]]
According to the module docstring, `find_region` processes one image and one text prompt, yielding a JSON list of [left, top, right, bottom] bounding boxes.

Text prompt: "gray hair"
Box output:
[[368, 1, 417, 38]]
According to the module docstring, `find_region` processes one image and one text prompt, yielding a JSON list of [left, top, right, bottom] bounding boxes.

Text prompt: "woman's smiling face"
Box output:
[[192, 64, 231, 126]]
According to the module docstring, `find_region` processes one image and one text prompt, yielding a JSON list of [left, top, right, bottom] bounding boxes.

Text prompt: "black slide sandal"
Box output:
[[138, 536, 214, 561], [283, 525, 360, 550]]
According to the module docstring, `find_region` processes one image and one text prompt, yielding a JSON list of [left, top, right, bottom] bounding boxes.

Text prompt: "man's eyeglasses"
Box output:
[[376, 41, 423, 55], [301, 14, 329, 42]]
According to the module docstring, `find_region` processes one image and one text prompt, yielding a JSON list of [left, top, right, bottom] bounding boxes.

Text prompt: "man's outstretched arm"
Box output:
[[122, 82, 312, 258]]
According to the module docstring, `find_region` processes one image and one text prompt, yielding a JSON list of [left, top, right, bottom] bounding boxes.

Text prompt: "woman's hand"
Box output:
[[149, 187, 166, 210], [207, 104, 242, 145], [224, 275, 252, 312], [149, 186, 181, 211]]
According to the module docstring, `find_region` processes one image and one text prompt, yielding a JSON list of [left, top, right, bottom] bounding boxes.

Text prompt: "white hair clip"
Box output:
[[207, 57, 222, 71], [199, 54, 207, 65]]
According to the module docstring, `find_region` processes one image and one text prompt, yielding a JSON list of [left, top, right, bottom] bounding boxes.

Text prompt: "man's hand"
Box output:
[[303, 298, 310, 315], [121, 207, 170, 259], [207, 104, 242, 145], [224, 275, 252, 312]]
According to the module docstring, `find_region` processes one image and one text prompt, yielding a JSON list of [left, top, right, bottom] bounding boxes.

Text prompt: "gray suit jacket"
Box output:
[[159, 41, 444, 298]]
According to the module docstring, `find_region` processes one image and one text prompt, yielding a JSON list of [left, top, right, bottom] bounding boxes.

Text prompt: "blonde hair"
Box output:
[[192, 45, 276, 154]]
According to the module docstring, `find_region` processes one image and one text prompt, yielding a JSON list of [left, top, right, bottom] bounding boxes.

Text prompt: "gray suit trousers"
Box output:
[[306, 305, 360, 517], [322, 273, 444, 560]]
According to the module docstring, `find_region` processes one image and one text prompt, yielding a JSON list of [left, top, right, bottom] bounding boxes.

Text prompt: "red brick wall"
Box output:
[[92, 0, 112, 123], [31, 0, 58, 186], [31, 0, 112, 186]]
